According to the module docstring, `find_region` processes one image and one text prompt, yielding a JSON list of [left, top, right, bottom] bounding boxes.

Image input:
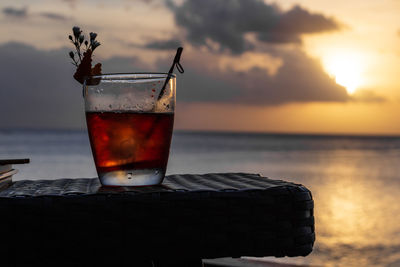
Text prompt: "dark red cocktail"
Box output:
[[86, 111, 173, 176], [84, 73, 176, 186]]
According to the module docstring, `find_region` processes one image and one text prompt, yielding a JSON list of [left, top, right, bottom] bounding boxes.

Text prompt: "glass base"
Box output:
[[98, 168, 164, 186]]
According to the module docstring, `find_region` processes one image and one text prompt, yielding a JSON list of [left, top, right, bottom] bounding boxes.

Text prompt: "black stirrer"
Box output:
[[157, 47, 184, 100]]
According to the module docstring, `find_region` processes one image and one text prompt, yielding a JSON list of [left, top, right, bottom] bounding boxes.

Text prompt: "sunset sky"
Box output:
[[1, 0, 400, 135]]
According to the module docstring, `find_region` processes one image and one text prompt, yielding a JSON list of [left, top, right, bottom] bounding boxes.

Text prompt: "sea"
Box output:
[[1, 129, 400, 267]]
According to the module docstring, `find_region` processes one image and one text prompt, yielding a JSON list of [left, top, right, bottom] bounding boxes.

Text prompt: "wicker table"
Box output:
[[0, 173, 314, 267]]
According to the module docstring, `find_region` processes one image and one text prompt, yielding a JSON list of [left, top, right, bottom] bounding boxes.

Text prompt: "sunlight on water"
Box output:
[[317, 174, 400, 247], [282, 149, 400, 266], [315, 151, 400, 244]]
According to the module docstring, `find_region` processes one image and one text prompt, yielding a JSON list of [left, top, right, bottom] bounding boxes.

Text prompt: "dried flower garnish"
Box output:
[[68, 26, 102, 84]]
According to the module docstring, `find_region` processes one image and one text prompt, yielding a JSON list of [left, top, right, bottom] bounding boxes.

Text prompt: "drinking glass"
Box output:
[[83, 73, 175, 186]]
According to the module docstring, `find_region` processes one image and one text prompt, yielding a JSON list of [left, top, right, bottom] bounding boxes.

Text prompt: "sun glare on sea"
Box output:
[[323, 52, 366, 94]]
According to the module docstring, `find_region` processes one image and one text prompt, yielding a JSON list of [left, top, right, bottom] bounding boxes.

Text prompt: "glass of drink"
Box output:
[[83, 73, 175, 186]]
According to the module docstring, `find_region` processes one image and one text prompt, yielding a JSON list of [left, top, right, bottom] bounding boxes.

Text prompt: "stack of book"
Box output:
[[0, 159, 30, 189]]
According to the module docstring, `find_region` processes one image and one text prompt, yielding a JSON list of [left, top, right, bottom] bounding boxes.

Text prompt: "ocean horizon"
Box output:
[[1, 129, 400, 266], [2, 127, 400, 137]]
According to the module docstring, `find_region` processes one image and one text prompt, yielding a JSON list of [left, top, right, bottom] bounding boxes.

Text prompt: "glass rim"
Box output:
[[86, 72, 176, 81]]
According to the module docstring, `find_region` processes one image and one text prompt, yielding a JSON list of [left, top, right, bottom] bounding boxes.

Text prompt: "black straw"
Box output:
[[157, 47, 184, 100]]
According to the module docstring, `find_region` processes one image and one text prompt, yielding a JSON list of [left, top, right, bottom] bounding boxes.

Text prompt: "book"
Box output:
[[0, 159, 29, 190], [0, 169, 17, 190], [0, 158, 29, 175], [0, 164, 12, 174]]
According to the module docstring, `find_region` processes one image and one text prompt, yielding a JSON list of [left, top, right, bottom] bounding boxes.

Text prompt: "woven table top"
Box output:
[[0, 173, 305, 197], [0, 173, 315, 265]]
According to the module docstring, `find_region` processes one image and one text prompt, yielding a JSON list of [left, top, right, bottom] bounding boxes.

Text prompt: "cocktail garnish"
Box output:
[[68, 26, 102, 85]]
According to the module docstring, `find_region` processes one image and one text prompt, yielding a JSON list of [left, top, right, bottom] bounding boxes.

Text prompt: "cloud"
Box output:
[[101, 56, 149, 73], [39, 12, 69, 21], [158, 47, 350, 105], [121, 38, 182, 50], [0, 42, 382, 129], [0, 42, 143, 129], [144, 39, 182, 50], [62, 0, 77, 4], [2, 7, 27, 18], [2, 6, 68, 21], [350, 89, 386, 102], [0, 42, 84, 129], [62, 0, 78, 9], [167, 0, 340, 54]]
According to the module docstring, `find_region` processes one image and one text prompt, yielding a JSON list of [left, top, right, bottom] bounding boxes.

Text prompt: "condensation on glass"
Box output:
[[84, 73, 176, 186]]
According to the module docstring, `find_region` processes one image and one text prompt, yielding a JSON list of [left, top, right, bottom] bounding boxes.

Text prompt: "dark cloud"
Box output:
[[39, 12, 68, 21], [144, 39, 182, 50], [161, 48, 350, 105], [2, 7, 27, 18], [0, 42, 144, 129], [0, 42, 382, 129], [167, 0, 340, 54], [169, 48, 385, 105], [0, 42, 84, 129]]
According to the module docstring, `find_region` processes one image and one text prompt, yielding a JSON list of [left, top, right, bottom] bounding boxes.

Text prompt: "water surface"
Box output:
[[1, 130, 400, 266]]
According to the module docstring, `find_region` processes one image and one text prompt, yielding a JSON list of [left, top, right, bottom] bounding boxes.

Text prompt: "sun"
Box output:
[[323, 52, 365, 94]]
